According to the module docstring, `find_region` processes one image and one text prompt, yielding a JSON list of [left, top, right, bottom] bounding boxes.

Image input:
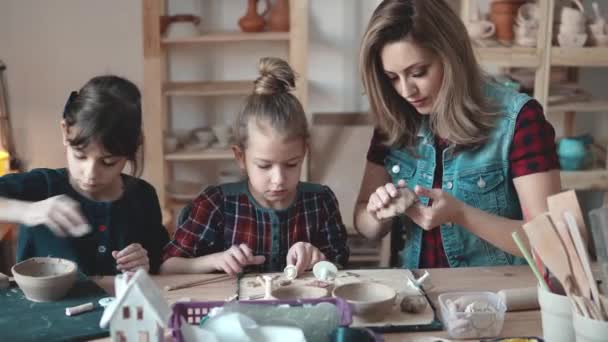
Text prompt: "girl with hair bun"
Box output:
[[161, 57, 349, 275]]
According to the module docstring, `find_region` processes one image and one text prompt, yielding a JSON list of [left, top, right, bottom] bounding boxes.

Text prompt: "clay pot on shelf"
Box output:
[[267, 0, 290, 32], [490, 0, 527, 43], [238, 0, 270, 33], [160, 14, 201, 37]]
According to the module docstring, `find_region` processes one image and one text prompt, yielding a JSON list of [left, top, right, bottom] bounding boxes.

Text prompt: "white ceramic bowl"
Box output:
[[332, 282, 397, 321], [12, 257, 78, 302]]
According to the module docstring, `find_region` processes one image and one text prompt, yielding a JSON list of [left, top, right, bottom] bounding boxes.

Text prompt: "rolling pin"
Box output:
[[498, 287, 539, 311]]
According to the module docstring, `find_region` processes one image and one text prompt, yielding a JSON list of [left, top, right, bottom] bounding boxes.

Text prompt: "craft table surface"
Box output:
[[91, 265, 541, 341]]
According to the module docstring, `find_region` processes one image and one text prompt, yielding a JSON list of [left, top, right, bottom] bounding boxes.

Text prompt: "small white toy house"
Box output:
[[100, 269, 171, 342]]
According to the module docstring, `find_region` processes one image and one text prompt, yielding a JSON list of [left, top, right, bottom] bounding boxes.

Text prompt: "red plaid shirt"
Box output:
[[367, 100, 559, 268], [162, 181, 349, 272]]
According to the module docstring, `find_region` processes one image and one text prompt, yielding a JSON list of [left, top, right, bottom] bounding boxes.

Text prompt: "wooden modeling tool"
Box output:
[[564, 211, 607, 320], [547, 190, 588, 244], [522, 213, 587, 316], [164, 274, 232, 291]]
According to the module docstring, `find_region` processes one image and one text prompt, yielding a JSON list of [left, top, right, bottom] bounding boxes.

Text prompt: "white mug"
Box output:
[[467, 20, 496, 39], [561, 6, 586, 28]]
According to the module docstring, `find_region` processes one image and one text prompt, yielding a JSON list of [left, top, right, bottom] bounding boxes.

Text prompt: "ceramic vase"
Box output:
[[267, 0, 290, 32], [238, 0, 269, 33], [490, 0, 527, 43]]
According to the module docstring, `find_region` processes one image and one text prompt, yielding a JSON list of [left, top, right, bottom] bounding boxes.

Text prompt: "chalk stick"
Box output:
[[65, 302, 95, 316]]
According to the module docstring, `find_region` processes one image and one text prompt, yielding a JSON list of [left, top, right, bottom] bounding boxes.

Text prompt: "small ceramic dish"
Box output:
[[332, 282, 397, 321], [271, 285, 329, 300], [12, 257, 78, 302]]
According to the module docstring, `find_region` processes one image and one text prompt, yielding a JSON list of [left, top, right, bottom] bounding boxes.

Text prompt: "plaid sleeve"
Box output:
[[510, 100, 560, 178], [162, 186, 224, 260], [366, 128, 390, 165], [315, 186, 350, 268]]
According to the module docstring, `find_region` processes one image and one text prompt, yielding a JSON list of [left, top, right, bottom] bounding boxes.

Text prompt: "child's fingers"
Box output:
[[375, 186, 391, 206], [116, 248, 148, 265], [229, 245, 249, 265], [251, 255, 266, 265], [238, 244, 256, 262], [115, 243, 142, 259], [56, 201, 88, 231], [397, 179, 407, 188], [295, 246, 312, 274], [309, 249, 325, 269], [385, 183, 398, 198], [117, 256, 149, 272], [224, 254, 243, 275]]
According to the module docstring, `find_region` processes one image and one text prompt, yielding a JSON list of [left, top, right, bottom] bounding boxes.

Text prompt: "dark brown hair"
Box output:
[[63, 75, 144, 176]]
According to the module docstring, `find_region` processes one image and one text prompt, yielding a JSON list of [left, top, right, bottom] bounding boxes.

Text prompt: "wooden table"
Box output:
[[93, 265, 542, 341]]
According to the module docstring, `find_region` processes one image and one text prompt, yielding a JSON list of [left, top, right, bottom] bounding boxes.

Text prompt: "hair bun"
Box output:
[[254, 57, 296, 95]]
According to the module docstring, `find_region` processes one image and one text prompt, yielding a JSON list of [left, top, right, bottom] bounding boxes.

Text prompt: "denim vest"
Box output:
[[385, 83, 529, 268]]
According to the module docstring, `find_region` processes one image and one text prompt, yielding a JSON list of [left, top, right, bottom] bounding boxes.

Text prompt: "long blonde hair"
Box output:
[[360, 0, 496, 148], [235, 57, 308, 147]]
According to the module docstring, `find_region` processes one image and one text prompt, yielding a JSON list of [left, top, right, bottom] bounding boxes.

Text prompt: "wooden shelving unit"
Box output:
[[142, 0, 309, 226], [461, 0, 608, 191]]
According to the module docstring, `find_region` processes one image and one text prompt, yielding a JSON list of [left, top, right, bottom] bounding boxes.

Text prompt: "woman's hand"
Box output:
[[286, 242, 326, 274], [23, 195, 90, 237], [405, 186, 464, 230], [210, 244, 266, 277], [113, 243, 150, 273], [367, 180, 418, 221]]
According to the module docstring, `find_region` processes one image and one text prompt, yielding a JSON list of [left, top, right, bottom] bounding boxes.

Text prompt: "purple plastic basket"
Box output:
[[169, 297, 353, 342]]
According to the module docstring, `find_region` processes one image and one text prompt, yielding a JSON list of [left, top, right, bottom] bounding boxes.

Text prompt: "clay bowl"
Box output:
[[333, 282, 397, 321], [12, 257, 78, 302], [271, 285, 329, 300]]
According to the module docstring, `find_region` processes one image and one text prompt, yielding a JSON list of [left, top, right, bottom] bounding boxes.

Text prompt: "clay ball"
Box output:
[[400, 295, 428, 313]]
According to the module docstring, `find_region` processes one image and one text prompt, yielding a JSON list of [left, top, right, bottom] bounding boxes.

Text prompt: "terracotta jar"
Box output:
[[490, 0, 527, 43], [267, 0, 290, 32], [238, 0, 270, 33]]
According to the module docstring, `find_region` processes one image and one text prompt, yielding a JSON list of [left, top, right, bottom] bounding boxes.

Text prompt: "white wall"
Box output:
[[0, 0, 142, 173]]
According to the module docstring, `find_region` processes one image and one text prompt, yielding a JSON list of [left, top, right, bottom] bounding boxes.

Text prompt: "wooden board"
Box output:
[[238, 269, 439, 331], [0, 276, 109, 341]]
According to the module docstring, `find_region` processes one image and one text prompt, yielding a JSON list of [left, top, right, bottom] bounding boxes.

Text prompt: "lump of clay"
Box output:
[[400, 295, 428, 313], [376, 187, 417, 220]]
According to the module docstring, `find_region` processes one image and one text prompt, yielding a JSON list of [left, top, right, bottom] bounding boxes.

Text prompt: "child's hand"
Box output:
[[24, 195, 90, 237], [212, 244, 266, 276], [286, 242, 326, 275], [367, 180, 417, 221], [112, 243, 150, 273]]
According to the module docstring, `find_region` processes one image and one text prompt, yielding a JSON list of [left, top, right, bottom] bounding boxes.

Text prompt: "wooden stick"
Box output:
[[164, 274, 232, 291]]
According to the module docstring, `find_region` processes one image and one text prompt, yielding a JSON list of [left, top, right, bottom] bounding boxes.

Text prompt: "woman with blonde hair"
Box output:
[[354, 0, 561, 268]]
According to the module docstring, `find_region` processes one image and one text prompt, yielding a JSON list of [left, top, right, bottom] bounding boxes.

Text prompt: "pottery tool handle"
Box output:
[[65, 302, 95, 316], [498, 287, 539, 311]]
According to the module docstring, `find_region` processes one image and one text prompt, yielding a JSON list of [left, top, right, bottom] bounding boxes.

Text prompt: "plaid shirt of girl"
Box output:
[[162, 181, 349, 272]]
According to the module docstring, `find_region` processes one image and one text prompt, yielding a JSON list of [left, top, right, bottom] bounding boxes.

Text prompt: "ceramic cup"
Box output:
[[557, 32, 588, 48], [537, 285, 574, 342], [572, 304, 608, 342], [467, 20, 496, 39], [212, 125, 233, 148], [559, 21, 587, 35], [561, 6, 586, 28], [517, 3, 539, 28]]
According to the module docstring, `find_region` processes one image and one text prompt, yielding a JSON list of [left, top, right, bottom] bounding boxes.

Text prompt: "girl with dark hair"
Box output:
[[161, 57, 349, 276], [0, 75, 169, 275]]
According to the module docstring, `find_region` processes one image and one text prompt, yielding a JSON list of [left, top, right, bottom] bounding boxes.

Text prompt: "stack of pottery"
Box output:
[[557, 0, 588, 47], [514, 3, 540, 47], [490, 0, 527, 43], [589, 2, 608, 46]]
